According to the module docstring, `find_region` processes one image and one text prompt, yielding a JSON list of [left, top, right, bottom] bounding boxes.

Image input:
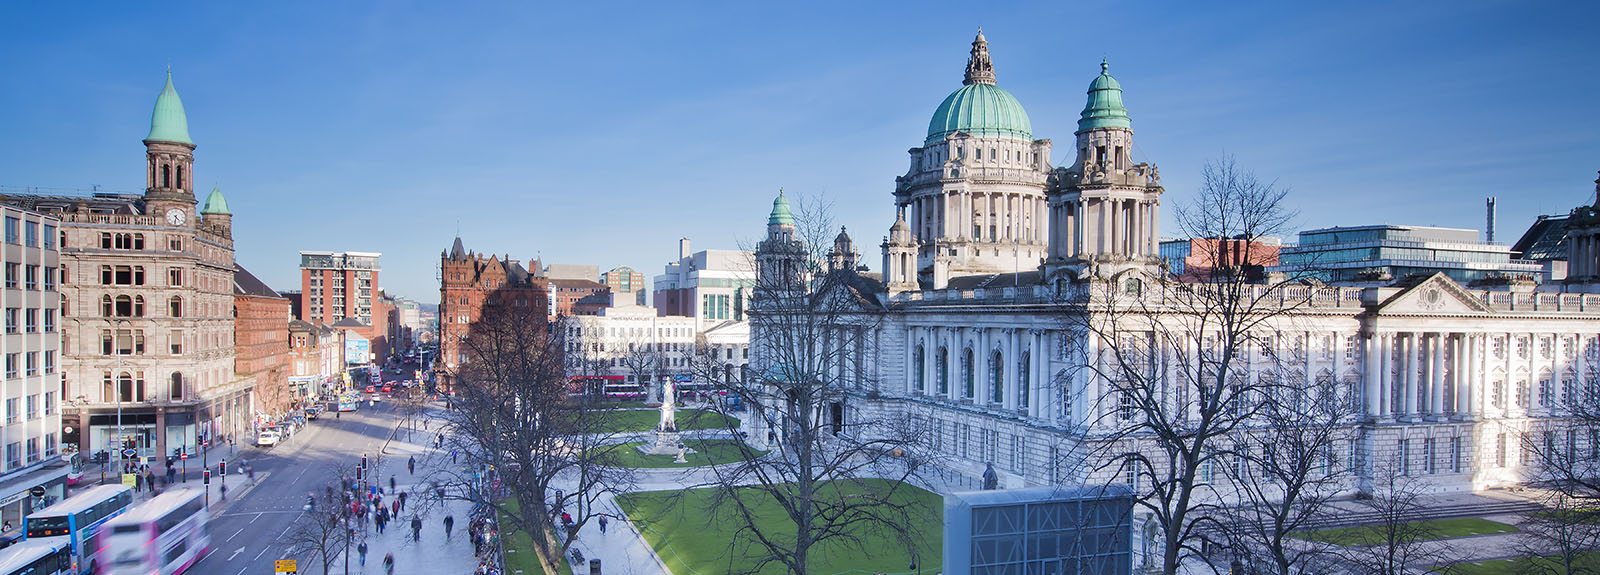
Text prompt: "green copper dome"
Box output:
[[926, 83, 1033, 145], [768, 191, 794, 226], [1077, 59, 1132, 132], [147, 70, 193, 145], [925, 31, 1032, 145], [201, 185, 230, 215]]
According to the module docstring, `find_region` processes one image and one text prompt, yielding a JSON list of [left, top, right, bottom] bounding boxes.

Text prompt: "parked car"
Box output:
[[257, 430, 281, 446], [305, 406, 322, 420]]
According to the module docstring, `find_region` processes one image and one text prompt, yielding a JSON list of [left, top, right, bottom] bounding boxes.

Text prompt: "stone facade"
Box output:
[[0, 73, 245, 460], [437, 237, 549, 392]]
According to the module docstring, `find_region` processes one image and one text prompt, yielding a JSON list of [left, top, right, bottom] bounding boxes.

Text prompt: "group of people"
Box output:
[[467, 513, 499, 559]]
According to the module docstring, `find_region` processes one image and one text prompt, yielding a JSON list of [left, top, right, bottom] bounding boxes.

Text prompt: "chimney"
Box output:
[[679, 238, 692, 260], [1486, 197, 1498, 244]]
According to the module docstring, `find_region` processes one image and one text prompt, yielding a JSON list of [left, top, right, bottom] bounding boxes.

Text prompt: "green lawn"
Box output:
[[605, 439, 764, 468], [617, 479, 942, 575], [597, 409, 739, 433], [1294, 517, 1518, 546], [501, 500, 573, 575], [1449, 551, 1600, 575]]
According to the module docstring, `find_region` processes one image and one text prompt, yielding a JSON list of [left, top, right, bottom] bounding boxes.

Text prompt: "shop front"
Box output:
[[88, 413, 157, 460]]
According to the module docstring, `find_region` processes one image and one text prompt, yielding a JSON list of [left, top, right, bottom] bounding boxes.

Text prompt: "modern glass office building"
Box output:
[[1274, 224, 1548, 283]]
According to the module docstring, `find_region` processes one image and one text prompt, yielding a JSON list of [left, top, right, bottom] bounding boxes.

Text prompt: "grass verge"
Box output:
[[501, 499, 573, 575], [1294, 517, 1518, 545], [598, 409, 739, 433], [617, 478, 942, 575], [604, 439, 764, 468], [1449, 551, 1600, 575]]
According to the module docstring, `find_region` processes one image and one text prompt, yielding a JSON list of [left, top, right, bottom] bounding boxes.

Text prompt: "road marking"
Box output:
[[228, 547, 244, 561], [254, 546, 270, 560], [227, 528, 245, 541], [237, 568, 247, 575], [250, 513, 260, 523]]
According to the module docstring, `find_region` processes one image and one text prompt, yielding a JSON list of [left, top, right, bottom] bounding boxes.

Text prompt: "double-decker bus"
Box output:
[[23, 485, 133, 574], [335, 393, 361, 412], [569, 375, 636, 398], [94, 489, 208, 575], [0, 538, 71, 575]]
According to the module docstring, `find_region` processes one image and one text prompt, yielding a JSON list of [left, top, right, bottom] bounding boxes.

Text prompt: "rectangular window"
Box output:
[[43, 391, 53, 416], [42, 309, 54, 333], [4, 308, 15, 334], [170, 330, 183, 355], [4, 398, 14, 424], [4, 443, 17, 469], [43, 266, 55, 291], [44, 434, 55, 458], [1424, 438, 1435, 474], [4, 264, 15, 289], [1398, 438, 1411, 475], [24, 309, 35, 333], [4, 353, 15, 380], [25, 394, 36, 420], [167, 236, 182, 251], [1496, 433, 1507, 467], [23, 438, 36, 464], [4, 217, 17, 244], [23, 221, 36, 247], [43, 224, 54, 250], [24, 265, 36, 290], [168, 268, 183, 287], [24, 352, 37, 377], [1451, 436, 1462, 473]]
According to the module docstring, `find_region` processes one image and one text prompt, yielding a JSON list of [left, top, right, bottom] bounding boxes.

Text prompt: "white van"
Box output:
[[256, 430, 281, 446]]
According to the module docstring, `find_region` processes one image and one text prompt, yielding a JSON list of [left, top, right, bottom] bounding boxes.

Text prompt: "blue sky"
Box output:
[[2, 1, 1596, 302]]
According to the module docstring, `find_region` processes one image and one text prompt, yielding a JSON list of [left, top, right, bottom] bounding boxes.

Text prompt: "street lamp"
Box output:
[[107, 318, 130, 484]]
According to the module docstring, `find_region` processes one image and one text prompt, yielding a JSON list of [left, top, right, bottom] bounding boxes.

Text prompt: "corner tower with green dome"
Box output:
[[1044, 60, 1165, 280], [143, 70, 199, 224], [892, 30, 1053, 288]]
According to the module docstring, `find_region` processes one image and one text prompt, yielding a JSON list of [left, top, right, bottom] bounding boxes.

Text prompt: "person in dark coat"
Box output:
[[407, 456, 416, 475], [410, 516, 423, 541]]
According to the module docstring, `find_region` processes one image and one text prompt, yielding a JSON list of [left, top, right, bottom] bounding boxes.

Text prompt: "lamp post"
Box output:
[[108, 318, 130, 484]]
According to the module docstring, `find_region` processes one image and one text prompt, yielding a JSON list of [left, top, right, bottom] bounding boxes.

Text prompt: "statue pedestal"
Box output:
[[636, 429, 697, 456]]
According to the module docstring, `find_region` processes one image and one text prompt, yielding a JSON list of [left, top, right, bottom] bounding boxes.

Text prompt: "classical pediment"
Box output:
[[1374, 273, 1493, 315]]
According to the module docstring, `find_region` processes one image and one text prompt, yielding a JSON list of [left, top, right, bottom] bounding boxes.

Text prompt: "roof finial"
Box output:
[[1101, 58, 1109, 74], [963, 29, 997, 86]]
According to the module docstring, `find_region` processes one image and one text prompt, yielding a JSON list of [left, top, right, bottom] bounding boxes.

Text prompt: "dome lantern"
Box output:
[[1077, 59, 1132, 132], [926, 30, 1032, 145]]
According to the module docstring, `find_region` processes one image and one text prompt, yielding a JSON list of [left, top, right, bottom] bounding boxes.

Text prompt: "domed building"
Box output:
[[892, 31, 1054, 287]]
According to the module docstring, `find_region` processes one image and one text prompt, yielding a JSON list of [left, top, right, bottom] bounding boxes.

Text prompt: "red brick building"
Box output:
[[438, 237, 549, 391], [232, 265, 293, 419], [1161, 237, 1281, 283], [298, 251, 391, 362], [546, 278, 611, 320]]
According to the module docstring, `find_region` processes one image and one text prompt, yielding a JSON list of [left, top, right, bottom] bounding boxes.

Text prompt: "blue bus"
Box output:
[[24, 485, 133, 574], [0, 538, 72, 575]]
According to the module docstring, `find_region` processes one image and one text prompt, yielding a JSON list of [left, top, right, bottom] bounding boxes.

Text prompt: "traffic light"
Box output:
[[204, 470, 211, 485], [361, 455, 368, 469], [220, 460, 227, 476], [356, 466, 364, 481]]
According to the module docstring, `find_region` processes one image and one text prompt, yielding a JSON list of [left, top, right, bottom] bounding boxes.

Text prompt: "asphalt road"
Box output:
[[191, 398, 402, 575]]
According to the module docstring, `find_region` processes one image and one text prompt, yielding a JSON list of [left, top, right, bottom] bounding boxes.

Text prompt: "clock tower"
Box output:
[[143, 70, 197, 226]]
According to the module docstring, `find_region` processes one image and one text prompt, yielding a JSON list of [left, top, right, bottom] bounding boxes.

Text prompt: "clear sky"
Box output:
[[2, 1, 1596, 303]]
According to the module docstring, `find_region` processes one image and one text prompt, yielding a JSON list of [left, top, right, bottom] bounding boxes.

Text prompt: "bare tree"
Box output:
[[667, 193, 933, 575], [441, 291, 633, 575], [1337, 462, 1464, 575], [615, 328, 665, 404], [1220, 361, 1360, 575], [1511, 493, 1600, 575], [1067, 155, 1316, 574], [285, 466, 364, 575]]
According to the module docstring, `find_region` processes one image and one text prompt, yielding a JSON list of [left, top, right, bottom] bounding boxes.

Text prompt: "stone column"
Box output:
[[1461, 334, 1475, 417], [1379, 333, 1392, 416], [1404, 333, 1419, 417], [1430, 333, 1446, 417], [1364, 333, 1381, 417]]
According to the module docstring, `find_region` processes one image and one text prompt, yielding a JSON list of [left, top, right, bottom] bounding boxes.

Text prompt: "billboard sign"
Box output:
[[345, 335, 370, 365]]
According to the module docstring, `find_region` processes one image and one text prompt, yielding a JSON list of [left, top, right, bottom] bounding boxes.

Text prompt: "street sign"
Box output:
[[121, 474, 136, 488], [180, 452, 188, 460], [28, 486, 45, 498], [275, 558, 298, 574], [121, 448, 137, 459]]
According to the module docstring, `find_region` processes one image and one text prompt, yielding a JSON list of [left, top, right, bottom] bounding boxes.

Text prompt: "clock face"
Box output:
[[166, 209, 186, 226]]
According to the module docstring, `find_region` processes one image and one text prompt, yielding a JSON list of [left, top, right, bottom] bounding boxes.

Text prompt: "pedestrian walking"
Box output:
[[397, 491, 408, 512], [382, 552, 394, 575], [220, 482, 227, 501], [598, 514, 608, 534], [389, 475, 396, 492], [357, 542, 368, 565], [451, 449, 457, 464], [134, 472, 143, 492], [391, 499, 399, 516], [145, 471, 157, 493], [410, 516, 422, 542], [443, 514, 454, 539], [407, 455, 416, 475]]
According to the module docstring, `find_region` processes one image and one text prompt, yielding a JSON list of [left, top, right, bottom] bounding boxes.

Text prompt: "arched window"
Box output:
[[176, 165, 184, 190], [991, 350, 1004, 404], [914, 346, 925, 392], [937, 347, 949, 395], [118, 372, 135, 402], [169, 296, 183, 318], [101, 295, 113, 317], [161, 165, 170, 188], [169, 373, 182, 401], [102, 372, 113, 403], [962, 349, 975, 399]]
